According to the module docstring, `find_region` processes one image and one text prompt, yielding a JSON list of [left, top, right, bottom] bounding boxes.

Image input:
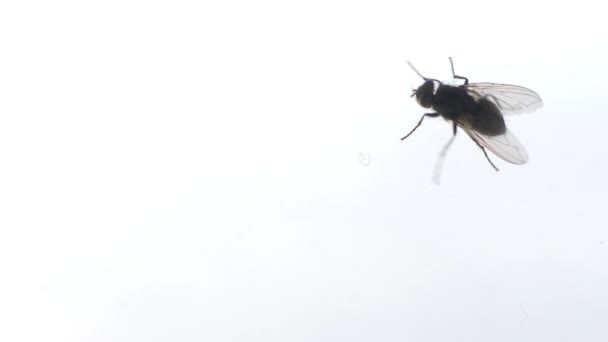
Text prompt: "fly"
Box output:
[[402, 58, 543, 183]]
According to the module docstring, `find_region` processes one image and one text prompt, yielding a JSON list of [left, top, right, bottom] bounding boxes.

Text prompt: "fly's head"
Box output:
[[406, 61, 438, 109], [413, 80, 434, 108]]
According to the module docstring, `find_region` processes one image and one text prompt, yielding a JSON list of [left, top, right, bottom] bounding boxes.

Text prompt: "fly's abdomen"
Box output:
[[472, 98, 506, 135]]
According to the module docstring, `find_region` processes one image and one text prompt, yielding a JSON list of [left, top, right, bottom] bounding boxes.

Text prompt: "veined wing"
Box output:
[[461, 126, 529, 164], [465, 82, 543, 115]]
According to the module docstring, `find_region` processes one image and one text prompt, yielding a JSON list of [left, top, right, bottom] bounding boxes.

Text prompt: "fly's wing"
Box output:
[[465, 82, 543, 115], [460, 125, 529, 164]]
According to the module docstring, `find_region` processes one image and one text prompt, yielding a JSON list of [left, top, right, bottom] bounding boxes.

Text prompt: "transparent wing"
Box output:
[[465, 82, 543, 115], [460, 126, 529, 164]]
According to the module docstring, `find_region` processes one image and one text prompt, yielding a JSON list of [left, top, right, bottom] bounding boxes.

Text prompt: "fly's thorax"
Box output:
[[431, 85, 477, 115]]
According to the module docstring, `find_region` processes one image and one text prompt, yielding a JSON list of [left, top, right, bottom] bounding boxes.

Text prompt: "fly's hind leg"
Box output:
[[469, 135, 500, 172], [449, 57, 469, 85], [401, 113, 440, 141]]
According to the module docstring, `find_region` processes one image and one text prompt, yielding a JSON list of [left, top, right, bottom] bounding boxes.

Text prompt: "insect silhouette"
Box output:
[[402, 58, 542, 182]]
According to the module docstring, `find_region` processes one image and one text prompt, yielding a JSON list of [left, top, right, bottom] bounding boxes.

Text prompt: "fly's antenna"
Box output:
[[405, 60, 427, 80]]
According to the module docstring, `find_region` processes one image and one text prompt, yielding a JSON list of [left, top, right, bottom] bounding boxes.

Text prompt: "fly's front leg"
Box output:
[[401, 113, 440, 141]]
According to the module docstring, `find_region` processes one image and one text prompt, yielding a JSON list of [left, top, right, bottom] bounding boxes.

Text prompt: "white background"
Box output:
[[1, 1, 607, 341]]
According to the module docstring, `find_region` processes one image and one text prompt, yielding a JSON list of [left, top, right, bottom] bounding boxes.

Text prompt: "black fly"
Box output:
[[402, 58, 542, 182]]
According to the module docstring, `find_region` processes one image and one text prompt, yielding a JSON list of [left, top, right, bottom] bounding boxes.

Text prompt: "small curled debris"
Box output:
[[358, 153, 371, 166]]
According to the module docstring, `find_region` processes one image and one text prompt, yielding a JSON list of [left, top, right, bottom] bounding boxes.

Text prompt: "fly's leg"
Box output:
[[449, 57, 468, 85], [432, 122, 458, 185], [401, 113, 440, 141], [469, 136, 500, 172], [439, 122, 458, 157]]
